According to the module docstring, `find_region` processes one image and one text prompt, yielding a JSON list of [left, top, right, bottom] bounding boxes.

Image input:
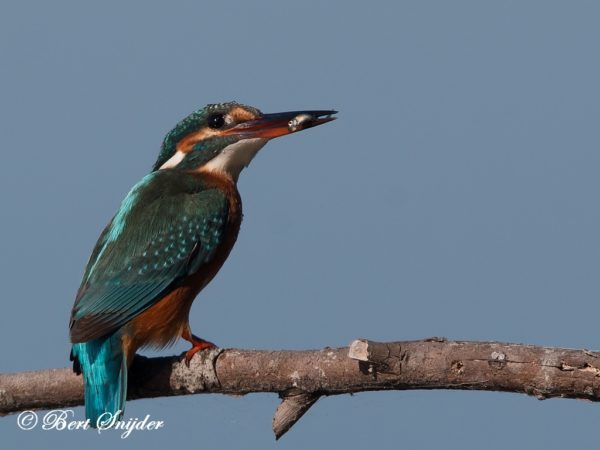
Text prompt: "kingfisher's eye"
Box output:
[[208, 114, 225, 129]]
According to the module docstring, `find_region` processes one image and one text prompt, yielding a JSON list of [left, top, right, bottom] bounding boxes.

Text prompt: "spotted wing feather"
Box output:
[[70, 171, 229, 342]]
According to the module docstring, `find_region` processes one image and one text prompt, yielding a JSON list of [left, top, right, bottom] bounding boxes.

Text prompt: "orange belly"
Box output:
[[124, 283, 197, 356]]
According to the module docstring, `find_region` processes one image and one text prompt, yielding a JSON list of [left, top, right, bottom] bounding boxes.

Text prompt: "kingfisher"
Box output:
[[69, 102, 336, 426]]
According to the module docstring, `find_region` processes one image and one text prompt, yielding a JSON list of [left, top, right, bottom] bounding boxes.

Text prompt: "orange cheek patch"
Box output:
[[176, 128, 220, 153]]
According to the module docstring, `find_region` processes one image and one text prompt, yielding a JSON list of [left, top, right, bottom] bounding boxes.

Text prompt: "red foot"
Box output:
[[182, 330, 216, 367]]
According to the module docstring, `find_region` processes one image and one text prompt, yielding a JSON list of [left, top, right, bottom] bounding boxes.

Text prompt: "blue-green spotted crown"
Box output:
[[152, 102, 261, 171]]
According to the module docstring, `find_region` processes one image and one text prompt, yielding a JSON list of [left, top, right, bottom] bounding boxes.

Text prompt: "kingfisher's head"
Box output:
[[153, 102, 336, 180]]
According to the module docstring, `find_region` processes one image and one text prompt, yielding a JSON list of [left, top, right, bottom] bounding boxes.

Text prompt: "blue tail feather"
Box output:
[[71, 333, 127, 428]]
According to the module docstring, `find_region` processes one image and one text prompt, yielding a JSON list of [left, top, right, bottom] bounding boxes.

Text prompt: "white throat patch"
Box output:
[[201, 138, 268, 180]]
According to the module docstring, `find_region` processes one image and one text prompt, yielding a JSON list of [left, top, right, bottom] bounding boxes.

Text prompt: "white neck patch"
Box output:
[[201, 138, 268, 181], [159, 150, 186, 170]]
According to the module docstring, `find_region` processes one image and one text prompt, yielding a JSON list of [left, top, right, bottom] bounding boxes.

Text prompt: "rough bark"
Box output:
[[2, 338, 600, 439]]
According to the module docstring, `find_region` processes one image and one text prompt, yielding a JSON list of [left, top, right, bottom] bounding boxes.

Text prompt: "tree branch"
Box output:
[[2, 338, 600, 439]]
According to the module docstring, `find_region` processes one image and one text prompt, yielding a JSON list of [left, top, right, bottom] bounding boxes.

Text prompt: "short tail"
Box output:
[[71, 333, 127, 428]]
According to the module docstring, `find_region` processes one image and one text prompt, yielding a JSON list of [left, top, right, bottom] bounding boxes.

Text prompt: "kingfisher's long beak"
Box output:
[[224, 110, 337, 139]]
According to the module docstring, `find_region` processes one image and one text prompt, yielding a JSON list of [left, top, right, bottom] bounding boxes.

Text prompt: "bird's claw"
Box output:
[[184, 337, 216, 367]]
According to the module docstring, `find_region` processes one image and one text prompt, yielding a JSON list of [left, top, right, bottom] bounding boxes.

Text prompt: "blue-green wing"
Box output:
[[70, 172, 229, 342]]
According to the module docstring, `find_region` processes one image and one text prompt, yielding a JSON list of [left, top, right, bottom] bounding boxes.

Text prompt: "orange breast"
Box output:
[[123, 171, 242, 361]]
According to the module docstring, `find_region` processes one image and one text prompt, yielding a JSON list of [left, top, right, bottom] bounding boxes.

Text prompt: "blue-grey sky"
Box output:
[[1, 1, 599, 449]]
